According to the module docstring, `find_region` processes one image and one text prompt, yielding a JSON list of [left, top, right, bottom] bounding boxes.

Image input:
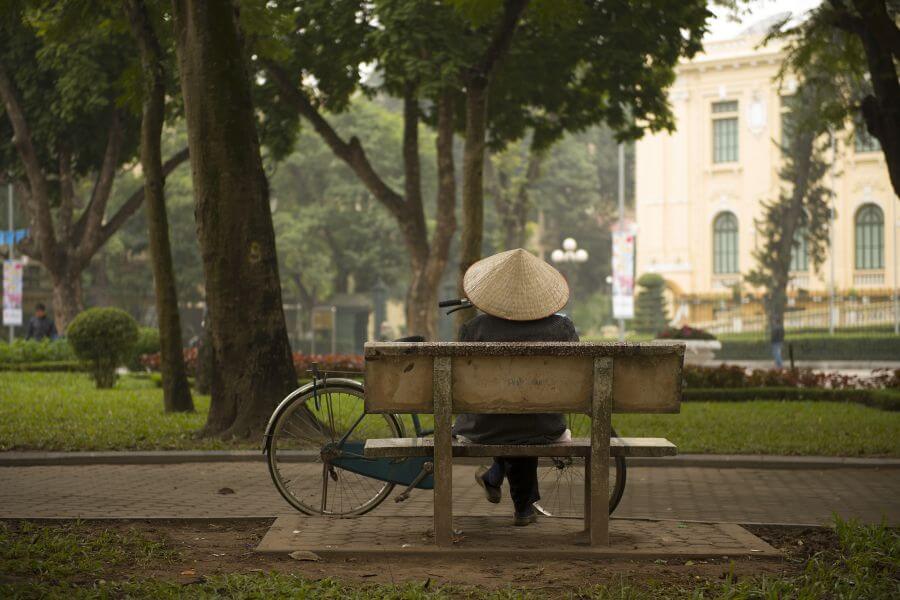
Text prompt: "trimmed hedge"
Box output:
[[683, 387, 900, 410], [0, 360, 87, 372], [0, 339, 75, 364], [718, 335, 900, 361]]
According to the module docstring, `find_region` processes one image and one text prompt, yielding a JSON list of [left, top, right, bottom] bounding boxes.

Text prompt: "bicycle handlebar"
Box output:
[[438, 298, 464, 308]]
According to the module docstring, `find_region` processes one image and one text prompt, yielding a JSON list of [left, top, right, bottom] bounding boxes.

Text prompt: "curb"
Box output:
[[2, 450, 899, 469]]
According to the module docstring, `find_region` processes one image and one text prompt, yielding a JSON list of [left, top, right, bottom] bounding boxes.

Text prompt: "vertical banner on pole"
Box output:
[[3, 259, 24, 326], [611, 225, 636, 320]]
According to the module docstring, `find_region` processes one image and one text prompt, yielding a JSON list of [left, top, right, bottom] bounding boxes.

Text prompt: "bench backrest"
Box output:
[[364, 342, 684, 415]]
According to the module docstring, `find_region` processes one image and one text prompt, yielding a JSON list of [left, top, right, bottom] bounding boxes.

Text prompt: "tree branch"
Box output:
[[263, 61, 407, 218], [87, 147, 190, 254], [0, 62, 59, 265], [77, 110, 124, 258], [469, 0, 530, 83]]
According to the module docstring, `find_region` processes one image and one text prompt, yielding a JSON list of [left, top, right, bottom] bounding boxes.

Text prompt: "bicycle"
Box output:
[[263, 299, 627, 518]]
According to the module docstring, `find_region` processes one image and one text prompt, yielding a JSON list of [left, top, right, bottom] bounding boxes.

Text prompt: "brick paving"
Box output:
[[257, 515, 780, 558], [1, 462, 897, 525]]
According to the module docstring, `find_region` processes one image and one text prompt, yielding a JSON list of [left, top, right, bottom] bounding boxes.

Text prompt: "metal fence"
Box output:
[[693, 299, 900, 335]]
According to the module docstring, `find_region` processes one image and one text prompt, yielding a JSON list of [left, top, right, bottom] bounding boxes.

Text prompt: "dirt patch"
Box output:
[[746, 524, 839, 561], [7, 518, 831, 594]]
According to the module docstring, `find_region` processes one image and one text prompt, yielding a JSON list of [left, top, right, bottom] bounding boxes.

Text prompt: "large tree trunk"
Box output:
[[455, 83, 489, 331], [829, 0, 900, 197], [172, 0, 297, 438], [50, 267, 84, 333], [127, 0, 193, 413]]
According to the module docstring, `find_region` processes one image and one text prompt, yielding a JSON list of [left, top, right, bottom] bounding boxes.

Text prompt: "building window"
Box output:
[[712, 101, 739, 163], [855, 204, 884, 270], [713, 212, 739, 274], [790, 227, 808, 272], [854, 116, 881, 153]]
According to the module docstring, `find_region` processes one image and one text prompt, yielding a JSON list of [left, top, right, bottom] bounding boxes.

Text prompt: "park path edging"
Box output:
[[2, 450, 898, 469]]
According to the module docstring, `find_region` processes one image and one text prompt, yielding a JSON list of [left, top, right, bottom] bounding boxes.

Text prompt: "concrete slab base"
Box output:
[[257, 515, 780, 559]]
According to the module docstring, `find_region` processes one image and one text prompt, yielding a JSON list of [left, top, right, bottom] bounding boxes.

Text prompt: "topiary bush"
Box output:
[[128, 327, 161, 371], [66, 308, 139, 388], [633, 273, 669, 335]]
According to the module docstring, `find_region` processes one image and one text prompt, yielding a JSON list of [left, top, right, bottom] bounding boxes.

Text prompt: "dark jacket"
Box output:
[[25, 316, 57, 341], [451, 313, 577, 444]]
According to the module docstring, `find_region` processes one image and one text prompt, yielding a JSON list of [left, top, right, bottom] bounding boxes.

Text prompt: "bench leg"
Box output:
[[589, 357, 612, 546], [583, 454, 592, 535], [433, 357, 453, 547]]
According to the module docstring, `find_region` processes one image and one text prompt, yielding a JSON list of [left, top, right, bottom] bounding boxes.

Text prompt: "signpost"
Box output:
[[4, 183, 20, 341], [612, 143, 635, 340], [311, 305, 337, 355], [3, 259, 23, 340]]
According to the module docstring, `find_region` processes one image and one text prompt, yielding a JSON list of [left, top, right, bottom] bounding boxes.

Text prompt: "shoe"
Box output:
[[475, 467, 502, 504], [513, 510, 538, 527]]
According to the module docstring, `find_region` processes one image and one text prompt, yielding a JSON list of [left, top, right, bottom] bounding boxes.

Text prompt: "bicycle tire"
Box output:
[[534, 417, 627, 517], [267, 383, 403, 517]]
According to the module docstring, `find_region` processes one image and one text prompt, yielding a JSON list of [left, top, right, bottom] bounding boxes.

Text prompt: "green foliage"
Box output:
[[765, 2, 879, 151], [633, 273, 668, 335], [0, 339, 75, 364], [0, 520, 175, 584], [66, 308, 139, 388], [0, 360, 86, 372], [4, 372, 898, 456], [569, 290, 612, 337], [746, 83, 834, 323], [717, 334, 900, 362], [703, 517, 899, 600], [0, 372, 218, 451], [129, 327, 160, 371], [683, 388, 900, 411], [0, 2, 140, 186]]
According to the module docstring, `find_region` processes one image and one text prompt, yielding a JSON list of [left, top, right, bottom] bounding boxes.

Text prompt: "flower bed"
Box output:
[[683, 363, 900, 390]]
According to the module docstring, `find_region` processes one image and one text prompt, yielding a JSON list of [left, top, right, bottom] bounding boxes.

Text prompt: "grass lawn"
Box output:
[[1, 518, 897, 599], [1, 372, 899, 455]]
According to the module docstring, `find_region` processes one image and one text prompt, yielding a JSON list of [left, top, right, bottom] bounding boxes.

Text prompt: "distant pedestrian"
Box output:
[[770, 319, 784, 369], [25, 303, 58, 341]]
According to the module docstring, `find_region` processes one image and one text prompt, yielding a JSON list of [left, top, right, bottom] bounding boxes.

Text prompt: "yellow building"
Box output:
[[635, 30, 898, 328]]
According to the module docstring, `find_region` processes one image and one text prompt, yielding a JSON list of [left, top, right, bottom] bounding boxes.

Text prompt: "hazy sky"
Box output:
[[706, 0, 823, 41]]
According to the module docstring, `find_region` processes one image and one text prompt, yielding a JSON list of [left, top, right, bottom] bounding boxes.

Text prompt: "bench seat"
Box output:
[[364, 436, 676, 458]]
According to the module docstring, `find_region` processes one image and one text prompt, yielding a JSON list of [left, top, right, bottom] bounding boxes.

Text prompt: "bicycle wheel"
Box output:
[[533, 415, 626, 517], [267, 382, 403, 516]]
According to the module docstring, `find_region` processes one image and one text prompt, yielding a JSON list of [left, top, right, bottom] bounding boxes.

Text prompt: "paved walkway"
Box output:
[[2, 462, 897, 525]]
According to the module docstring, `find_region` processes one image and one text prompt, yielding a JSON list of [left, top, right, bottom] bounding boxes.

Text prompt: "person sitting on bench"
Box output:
[[452, 248, 577, 526]]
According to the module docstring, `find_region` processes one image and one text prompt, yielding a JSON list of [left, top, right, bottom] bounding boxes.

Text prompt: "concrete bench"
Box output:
[[362, 341, 684, 547]]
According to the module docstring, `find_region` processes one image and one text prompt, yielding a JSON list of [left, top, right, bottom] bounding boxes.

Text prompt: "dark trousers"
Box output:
[[484, 457, 539, 514]]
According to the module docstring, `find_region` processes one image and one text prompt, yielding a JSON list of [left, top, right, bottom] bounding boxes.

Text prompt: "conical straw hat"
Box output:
[[463, 249, 569, 321]]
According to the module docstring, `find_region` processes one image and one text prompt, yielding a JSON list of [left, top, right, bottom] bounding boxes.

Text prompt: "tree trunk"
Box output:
[[127, 0, 194, 413], [50, 267, 84, 333], [194, 311, 213, 395], [770, 130, 816, 335], [172, 0, 297, 438], [841, 0, 900, 197], [454, 0, 529, 333], [456, 82, 489, 332]]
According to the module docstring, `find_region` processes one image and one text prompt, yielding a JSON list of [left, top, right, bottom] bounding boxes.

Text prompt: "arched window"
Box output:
[[855, 204, 884, 270], [790, 226, 809, 272], [713, 212, 739, 274]]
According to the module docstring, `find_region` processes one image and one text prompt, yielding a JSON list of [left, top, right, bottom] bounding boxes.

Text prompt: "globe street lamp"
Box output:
[[551, 237, 589, 264]]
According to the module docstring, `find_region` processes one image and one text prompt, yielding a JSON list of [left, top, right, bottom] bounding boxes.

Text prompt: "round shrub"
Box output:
[[633, 273, 669, 335], [129, 327, 161, 371], [67, 308, 139, 388]]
